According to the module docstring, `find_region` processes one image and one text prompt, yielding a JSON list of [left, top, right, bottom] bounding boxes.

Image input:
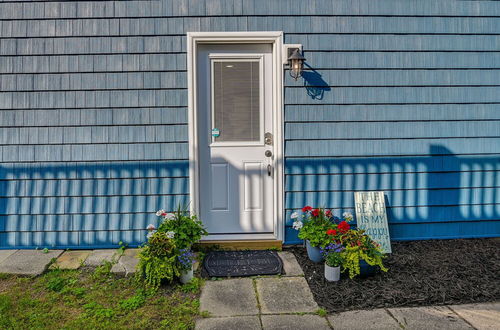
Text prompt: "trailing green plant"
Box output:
[[324, 214, 388, 278], [180, 277, 203, 294], [136, 231, 180, 289], [293, 206, 336, 247], [155, 205, 208, 250]]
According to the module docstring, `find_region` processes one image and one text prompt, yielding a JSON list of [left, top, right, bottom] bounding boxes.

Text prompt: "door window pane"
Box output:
[[212, 61, 260, 142]]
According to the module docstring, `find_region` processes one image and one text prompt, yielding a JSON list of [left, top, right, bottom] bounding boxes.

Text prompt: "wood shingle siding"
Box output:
[[0, 0, 499, 247]]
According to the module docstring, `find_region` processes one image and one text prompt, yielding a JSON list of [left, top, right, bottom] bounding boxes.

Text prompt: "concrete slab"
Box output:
[[278, 251, 304, 277], [389, 306, 473, 330], [195, 316, 261, 330], [328, 309, 400, 330], [261, 314, 330, 330], [84, 249, 118, 267], [50, 250, 91, 270], [0, 250, 17, 265], [200, 278, 259, 317], [450, 302, 500, 330], [256, 277, 318, 314], [111, 249, 140, 276], [0, 249, 63, 275]]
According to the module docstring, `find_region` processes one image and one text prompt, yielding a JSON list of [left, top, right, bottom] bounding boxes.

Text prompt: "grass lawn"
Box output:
[[0, 262, 204, 329]]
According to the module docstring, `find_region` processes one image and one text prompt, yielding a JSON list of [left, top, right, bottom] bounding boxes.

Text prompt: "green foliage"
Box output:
[[298, 214, 335, 247], [180, 277, 203, 294], [82, 302, 115, 321], [0, 269, 202, 329], [324, 251, 343, 267], [136, 232, 180, 288], [91, 260, 114, 282], [46, 275, 67, 292], [316, 308, 327, 317], [339, 230, 388, 278], [158, 205, 208, 249], [119, 290, 147, 311], [158, 299, 200, 330], [117, 241, 129, 255]]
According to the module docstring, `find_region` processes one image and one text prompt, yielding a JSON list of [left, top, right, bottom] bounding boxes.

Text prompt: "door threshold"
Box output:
[[196, 240, 282, 251]]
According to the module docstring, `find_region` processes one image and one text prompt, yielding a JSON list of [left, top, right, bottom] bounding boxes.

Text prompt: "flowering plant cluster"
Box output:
[[292, 206, 336, 247], [177, 248, 196, 271], [320, 243, 344, 267], [293, 208, 387, 278], [137, 205, 207, 288]]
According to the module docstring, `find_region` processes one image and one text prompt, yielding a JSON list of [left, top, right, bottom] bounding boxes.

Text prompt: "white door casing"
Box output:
[[187, 32, 284, 241]]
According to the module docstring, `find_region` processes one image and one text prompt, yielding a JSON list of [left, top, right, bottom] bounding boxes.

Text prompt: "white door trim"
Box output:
[[187, 31, 284, 242]]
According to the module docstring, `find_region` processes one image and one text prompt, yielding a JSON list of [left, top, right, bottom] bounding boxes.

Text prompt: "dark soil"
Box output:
[[289, 238, 500, 312]]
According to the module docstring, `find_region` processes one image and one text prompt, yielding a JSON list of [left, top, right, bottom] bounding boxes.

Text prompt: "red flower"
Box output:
[[338, 221, 350, 233], [161, 212, 167, 216], [327, 229, 337, 236], [302, 206, 312, 212], [311, 208, 320, 217], [325, 210, 332, 218]]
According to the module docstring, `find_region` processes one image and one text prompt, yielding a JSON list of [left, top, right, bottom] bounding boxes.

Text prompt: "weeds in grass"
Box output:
[[316, 308, 327, 317], [180, 277, 204, 294], [0, 269, 202, 329]]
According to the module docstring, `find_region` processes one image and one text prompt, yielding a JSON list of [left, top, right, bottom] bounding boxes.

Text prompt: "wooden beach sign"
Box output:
[[354, 191, 392, 253]]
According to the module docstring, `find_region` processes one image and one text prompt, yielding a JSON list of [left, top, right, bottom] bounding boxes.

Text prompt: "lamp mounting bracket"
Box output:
[[282, 44, 302, 65]]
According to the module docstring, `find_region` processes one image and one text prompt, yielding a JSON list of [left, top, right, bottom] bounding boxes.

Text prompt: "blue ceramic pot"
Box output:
[[359, 260, 378, 276], [306, 240, 324, 263]]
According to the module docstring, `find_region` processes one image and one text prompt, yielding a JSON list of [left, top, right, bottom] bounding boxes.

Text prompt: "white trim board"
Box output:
[[187, 31, 285, 242]]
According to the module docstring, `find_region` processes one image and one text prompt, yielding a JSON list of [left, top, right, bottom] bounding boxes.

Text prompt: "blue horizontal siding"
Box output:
[[286, 121, 500, 139], [285, 156, 500, 175], [1, 0, 499, 19], [285, 104, 500, 122], [285, 139, 500, 157], [1, 0, 499, 248]]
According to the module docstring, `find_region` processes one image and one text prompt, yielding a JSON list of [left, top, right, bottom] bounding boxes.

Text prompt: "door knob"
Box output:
[[265, 150, 273, 157]]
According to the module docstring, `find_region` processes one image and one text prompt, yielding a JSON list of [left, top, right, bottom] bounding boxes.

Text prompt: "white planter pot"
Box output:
[[324, 264, 341, 282], [180, 268, 194, 284]]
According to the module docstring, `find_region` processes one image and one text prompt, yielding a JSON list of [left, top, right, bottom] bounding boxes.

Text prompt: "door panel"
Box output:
[[197, 44, 274, 237], [210, 163, 229, 211]]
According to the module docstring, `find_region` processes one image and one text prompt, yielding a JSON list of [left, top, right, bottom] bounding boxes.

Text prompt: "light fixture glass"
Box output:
[[287, 49, 306, 81]]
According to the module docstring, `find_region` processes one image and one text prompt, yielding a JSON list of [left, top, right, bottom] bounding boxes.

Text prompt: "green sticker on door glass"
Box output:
[[212, 128, 220, 138]]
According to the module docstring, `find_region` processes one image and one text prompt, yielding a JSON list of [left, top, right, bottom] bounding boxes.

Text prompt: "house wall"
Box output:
[[0, 0, 499, 248]]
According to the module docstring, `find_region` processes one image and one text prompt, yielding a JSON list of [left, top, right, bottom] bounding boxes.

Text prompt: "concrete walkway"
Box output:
[[0, 249, 139, 276]]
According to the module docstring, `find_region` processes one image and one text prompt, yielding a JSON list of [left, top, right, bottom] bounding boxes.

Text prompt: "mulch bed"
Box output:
[[289, 238, 500, 313]]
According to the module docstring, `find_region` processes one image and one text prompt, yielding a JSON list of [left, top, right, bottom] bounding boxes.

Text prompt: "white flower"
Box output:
[[166, 231, 175, 239], [290, 212, 299, 219], [292, 220, 303, 230], [163, 213, 176, 221], [146, 224, 156, 231], [156, 209, 166, 217], [343, 212, 353, 221]]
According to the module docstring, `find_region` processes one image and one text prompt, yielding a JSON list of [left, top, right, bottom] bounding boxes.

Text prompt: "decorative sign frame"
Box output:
[[354, 191, 392, 253]]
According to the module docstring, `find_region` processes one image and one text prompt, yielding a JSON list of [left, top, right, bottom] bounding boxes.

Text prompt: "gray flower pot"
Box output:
[[324, 264, 341, 282]]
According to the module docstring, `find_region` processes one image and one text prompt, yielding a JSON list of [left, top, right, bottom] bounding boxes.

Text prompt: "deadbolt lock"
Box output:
[[265, 150, 273, 157], [264, 132, 273, 145]]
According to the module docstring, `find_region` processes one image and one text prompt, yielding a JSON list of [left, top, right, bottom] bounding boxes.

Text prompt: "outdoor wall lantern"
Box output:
[[287, 48, 306, 81]]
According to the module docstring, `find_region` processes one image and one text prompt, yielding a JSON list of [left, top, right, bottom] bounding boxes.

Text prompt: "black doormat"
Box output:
[[203, 250, 283, 277]]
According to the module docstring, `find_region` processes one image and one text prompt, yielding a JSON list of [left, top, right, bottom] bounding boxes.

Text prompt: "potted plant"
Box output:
[[292, 206, 335, 263], [156, 206, 208, 250], [136, 231, 180, 288], [177, 248, 196, 284], [325, 213, 388, 278], [320, 243, 344, 282]]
